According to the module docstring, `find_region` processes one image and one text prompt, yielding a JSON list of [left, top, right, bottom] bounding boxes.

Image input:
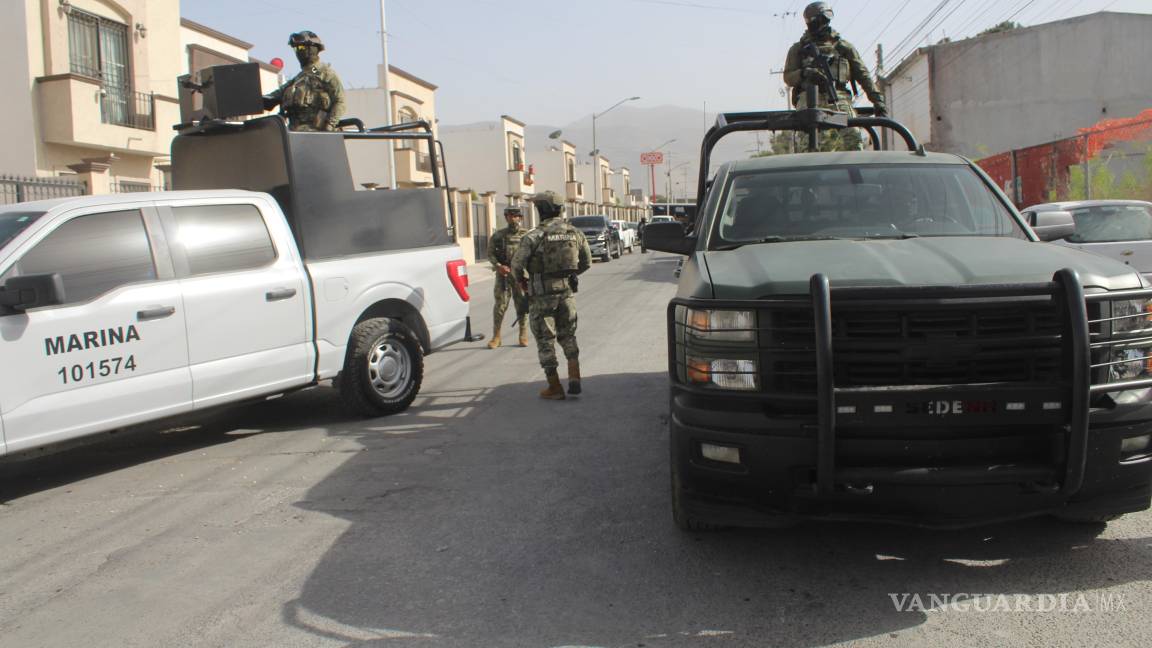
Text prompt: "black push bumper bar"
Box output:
[[670, 269, 1152, 499]]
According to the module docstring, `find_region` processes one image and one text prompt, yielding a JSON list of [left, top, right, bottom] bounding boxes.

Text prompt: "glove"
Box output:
[[801, 67, 826, 82], [262, 94, 280, 111]]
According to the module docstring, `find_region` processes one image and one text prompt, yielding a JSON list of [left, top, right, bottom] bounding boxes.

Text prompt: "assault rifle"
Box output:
[[800, 43, 839, 106]]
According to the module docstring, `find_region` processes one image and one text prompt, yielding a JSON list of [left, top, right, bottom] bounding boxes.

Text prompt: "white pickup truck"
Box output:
[[0, 115, 471, 457]]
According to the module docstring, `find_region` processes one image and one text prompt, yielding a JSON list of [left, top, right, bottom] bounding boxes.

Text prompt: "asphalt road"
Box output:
[[1, 249, 1149, 648]]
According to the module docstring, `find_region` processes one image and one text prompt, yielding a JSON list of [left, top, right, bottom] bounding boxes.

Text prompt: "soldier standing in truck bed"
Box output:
[[783, 3, 887, 151], [263, 31, 346, 132]]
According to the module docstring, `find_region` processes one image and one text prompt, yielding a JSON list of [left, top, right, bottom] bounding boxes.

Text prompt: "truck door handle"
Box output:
[[137, 306, 176, 322], [265, 288, 297, 302]]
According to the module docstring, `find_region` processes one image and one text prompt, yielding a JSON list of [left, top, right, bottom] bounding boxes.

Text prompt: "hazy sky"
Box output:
[[183, 0, 1151, 126]]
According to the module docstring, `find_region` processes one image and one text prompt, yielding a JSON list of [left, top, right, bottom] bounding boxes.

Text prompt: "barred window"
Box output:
[[67, 9, 129, 87]]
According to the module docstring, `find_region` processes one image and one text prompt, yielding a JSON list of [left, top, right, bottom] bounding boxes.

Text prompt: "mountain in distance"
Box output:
[[443, 105, 764, 203]]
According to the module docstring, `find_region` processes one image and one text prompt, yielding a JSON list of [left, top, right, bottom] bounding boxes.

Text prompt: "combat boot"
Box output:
[[540, 370, 566, 400], [487, 331, 502, 349], [567, 359, 582, 395], [518, 321, 530, 347]]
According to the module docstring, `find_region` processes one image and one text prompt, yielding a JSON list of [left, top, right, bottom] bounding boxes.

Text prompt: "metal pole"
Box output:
[[379, 0, 397, 189], [1082, 134, 1091, 200], [592, 113, 598, 213]]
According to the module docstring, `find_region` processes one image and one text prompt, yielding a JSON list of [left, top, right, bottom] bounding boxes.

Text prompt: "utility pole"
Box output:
[[379, 0, 397, 189]]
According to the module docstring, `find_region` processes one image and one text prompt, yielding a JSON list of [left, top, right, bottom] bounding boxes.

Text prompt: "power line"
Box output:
[[883, 0, 953, 66], [862, 0, 915, 55]]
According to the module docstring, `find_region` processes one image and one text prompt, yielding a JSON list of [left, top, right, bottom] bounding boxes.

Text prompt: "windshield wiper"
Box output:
[[714, 235, 842, 250]]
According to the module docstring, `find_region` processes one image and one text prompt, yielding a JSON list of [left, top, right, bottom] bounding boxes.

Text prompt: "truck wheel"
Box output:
[[671, 462, 720, 532], [612, 241, 622, 259], [339, 317, 423, 417], [600, 249, 611, 262]]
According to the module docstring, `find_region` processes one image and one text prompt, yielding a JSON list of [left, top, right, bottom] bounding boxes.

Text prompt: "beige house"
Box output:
[[439, 115, 536, 206], [345, 65, 440, 190], [529, 138, 584, 211], [2, 0, 279, 195]]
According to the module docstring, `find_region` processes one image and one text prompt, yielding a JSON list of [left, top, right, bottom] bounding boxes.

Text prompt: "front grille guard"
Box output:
[[668, 269, 1152, 497]]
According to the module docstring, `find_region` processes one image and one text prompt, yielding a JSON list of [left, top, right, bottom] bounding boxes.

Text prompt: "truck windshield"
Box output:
[[712, 164, 1026, 247], [0, 211, 46, 249], [1065, 204, 1152, 243]]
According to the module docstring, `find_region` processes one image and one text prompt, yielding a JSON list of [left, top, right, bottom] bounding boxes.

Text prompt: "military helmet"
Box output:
[[504, 206, 523, 217], [803, 2, 834, 25], [530, 191, 565, 219], [288, 31, 325, 52]]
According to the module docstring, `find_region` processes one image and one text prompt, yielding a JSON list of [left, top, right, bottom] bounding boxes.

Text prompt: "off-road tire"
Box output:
[[339, 317, 423, 417]]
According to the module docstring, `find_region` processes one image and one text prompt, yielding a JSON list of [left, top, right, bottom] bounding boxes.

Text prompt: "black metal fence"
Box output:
[[0, 175, 87, 205], [101, 89, 155, 131], [111, 180, 164, 193]]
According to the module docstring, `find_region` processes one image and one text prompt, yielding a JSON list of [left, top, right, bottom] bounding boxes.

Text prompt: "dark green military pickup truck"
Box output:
[[645, 110, 1152, 530]]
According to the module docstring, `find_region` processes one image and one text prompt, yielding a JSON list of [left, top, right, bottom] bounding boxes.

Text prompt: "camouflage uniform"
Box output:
[[510, 191, 592, 399], [264, 32, 346, 132], [266, 63, 346, 132], [784, 18, 886, 152], [487, 220, 528, 339], [511, 214, 592, 374]]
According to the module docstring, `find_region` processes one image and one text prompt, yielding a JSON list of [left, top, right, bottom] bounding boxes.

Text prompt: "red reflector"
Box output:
[[446, 259, 469, 302]]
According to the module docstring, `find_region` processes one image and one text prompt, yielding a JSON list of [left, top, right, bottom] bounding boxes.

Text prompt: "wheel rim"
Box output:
[[366, 336, 411, 399]]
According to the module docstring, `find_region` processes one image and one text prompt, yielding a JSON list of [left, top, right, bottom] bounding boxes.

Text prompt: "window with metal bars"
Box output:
[[67, 9, 140, 127]]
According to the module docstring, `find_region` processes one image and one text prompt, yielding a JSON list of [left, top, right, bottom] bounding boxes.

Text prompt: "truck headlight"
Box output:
[[1109, 344, 1152, 383], [687, 308, 756, 343], [1112, 299, 1152, 334], [687, 356, 758, 391], [597, 234, 607, 241]]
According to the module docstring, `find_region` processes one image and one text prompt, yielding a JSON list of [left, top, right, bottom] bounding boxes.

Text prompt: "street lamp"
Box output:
[[591, 96, 640, 213], [667, 161, 689, 203]]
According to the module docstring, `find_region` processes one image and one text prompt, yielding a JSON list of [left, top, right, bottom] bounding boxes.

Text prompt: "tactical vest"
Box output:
[[283, 66, 332, 117], [528, 219, 581, 277], [492, 227, 526, 265], [793, 37, 854, 105]]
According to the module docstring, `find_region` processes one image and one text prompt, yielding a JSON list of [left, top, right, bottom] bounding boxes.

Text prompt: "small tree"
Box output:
[[979, 21, 1023, 36]]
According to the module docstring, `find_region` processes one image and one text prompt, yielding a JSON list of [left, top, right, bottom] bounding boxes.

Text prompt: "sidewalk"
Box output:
[[468, 262, 495, 284]]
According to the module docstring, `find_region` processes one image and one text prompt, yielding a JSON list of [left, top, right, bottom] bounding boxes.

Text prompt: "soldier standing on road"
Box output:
[[263, 31, 346, 132], [511, 191, 592, 400], [783, 3, 887, 151], [638, 216, 649, 253], [487, 206, 530, 349]]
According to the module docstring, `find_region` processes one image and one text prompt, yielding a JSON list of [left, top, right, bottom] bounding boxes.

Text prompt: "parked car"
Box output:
[[0, 113, 471, 458], [1023, 200, 1152, 280], [611, 219, 637, 253], [570, 215, 623, 262]]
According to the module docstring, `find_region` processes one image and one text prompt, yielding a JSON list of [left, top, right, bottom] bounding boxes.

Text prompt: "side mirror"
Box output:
[[1031, 210, 1076, 242], [643, 221, 695, 255], [0, 273, 65, 313]]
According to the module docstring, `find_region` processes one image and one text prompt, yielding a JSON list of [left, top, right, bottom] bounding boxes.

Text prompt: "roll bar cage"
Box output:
[[697, 108, 922, 203]]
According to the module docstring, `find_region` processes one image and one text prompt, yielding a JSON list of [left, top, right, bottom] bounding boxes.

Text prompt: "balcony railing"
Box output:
[[100, 89, 155, 131], [416, 151, 432, 172]]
